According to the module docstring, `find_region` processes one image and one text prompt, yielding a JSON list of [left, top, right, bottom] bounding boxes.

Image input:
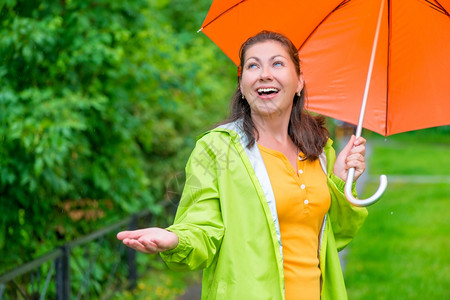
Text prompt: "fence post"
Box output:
[[55, 245, 70, 300], [126, 214, 138, 290]]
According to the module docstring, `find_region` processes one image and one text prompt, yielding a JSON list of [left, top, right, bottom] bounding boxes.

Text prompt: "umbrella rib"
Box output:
[[385, 0, 392, 137], [198, 0, 248, 32], [297, 0, 351, 51], [425, 0, 450, 16]]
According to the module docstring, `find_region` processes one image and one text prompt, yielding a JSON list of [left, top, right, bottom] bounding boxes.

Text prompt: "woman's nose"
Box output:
[[259, 66, 273, 80]]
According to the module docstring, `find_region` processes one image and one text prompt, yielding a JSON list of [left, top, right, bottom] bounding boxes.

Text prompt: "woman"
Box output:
[[117, 31, 368, 300]]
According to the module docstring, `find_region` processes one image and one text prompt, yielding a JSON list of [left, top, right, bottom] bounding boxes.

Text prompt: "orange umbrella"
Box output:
[[199, 0, 450, 206]]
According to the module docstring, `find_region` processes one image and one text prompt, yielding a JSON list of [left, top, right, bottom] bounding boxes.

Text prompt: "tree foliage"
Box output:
[[0, 0, 235, 270]]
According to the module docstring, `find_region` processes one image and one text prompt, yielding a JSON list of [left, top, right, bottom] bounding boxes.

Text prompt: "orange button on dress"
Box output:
[[258, 144, 331, 300]]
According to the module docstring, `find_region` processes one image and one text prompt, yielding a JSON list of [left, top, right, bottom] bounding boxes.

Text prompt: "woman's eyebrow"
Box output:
[[245, 55, 286, 63], [244, 56, 261, 64], [271, 55, 287, 60]]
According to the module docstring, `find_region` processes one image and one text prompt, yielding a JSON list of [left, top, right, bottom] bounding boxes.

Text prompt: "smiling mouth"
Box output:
[[257, 88, 279, 96]]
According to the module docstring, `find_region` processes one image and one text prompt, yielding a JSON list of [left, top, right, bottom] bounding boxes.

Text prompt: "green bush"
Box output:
[[0, 0, 234, 271]]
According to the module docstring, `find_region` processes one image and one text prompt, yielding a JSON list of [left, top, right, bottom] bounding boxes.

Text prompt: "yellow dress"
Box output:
[[258, 144, 331, 300]]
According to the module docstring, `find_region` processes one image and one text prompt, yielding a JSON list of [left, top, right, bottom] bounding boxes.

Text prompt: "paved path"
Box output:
[[367, 175, 450, 184], [177, 283, 202, 300]]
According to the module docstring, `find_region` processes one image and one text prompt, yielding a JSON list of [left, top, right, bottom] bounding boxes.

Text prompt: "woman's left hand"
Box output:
[[334, 135, 366, 182]]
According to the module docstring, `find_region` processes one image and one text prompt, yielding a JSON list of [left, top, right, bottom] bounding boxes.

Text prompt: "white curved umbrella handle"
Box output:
[[345, 168, 388, 207]]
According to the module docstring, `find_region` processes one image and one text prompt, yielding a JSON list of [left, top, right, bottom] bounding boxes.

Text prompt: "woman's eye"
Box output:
[[248, 63, 258, 69], [274, 61, 283, 67]]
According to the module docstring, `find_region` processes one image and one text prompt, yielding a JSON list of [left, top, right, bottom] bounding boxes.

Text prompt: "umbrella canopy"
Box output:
[[199, 0, 450, 136]]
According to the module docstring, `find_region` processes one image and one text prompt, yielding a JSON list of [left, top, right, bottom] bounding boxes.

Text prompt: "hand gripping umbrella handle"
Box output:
[[345, 168, 388, 207]]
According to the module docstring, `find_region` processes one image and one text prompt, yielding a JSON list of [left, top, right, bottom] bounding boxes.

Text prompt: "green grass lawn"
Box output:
[[367, 132, 449, 176], [345, 128, 450, 299]]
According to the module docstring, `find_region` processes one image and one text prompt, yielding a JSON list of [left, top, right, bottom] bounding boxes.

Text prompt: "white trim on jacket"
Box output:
[[218, 120, 329, 258]]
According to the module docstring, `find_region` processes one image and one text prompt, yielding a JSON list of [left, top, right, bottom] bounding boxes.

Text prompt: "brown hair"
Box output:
[[225, 30, 328, 161]]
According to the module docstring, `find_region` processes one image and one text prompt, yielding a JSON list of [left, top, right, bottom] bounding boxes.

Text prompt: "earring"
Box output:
[[297, 91, 301, 97], [242, 94, 245, 99]]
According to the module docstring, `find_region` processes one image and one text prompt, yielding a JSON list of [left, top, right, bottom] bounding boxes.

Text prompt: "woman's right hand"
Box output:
[[117, 228, 179, 254]]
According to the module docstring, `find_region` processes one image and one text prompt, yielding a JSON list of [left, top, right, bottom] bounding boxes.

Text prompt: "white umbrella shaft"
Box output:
[[345, 0, 388, 207]]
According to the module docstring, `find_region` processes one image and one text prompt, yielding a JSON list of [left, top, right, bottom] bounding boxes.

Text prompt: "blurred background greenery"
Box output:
[[1, 0, 449, 299], [0, 0, 235, 271]]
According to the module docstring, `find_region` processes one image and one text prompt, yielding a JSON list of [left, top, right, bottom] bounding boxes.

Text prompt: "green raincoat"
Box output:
[[160, 121, 367, 300]]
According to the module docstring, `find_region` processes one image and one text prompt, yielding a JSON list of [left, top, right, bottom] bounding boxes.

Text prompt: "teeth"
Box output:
[[257, 88, 279, 93]]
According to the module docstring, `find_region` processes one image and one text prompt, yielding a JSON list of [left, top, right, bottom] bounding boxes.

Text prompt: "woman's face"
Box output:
[[240, 40, 303, 120]]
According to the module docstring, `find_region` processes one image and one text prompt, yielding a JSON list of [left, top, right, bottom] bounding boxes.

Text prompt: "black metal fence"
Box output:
[[0, 210, 157, 300]]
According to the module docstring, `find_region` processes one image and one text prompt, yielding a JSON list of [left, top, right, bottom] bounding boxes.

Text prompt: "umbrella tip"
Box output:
[[197, 27, 203, 33]]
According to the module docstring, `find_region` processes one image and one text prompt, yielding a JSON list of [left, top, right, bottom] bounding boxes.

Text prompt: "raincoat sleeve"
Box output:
[[325, 139, 368, 251], [160, 137, 224, 271]]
